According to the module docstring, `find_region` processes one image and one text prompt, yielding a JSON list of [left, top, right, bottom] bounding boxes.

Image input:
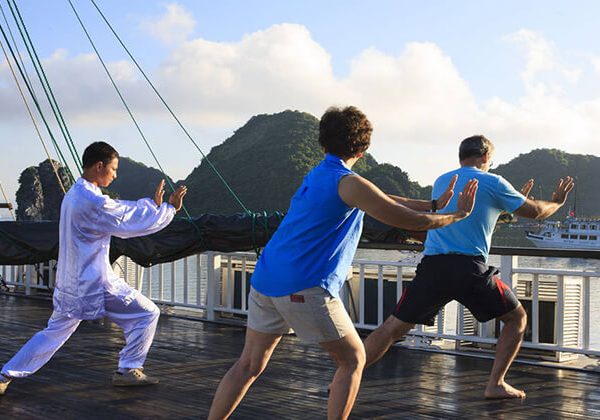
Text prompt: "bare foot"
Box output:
[[484, 382, 526, 399]]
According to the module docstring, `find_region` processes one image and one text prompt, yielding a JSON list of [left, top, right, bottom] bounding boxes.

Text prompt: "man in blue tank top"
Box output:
[[209, 107, 479, 420], [364, 135, 574, 400]]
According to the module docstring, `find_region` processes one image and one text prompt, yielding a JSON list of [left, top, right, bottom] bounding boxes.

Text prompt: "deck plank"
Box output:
[[1, 294, 600, 419]]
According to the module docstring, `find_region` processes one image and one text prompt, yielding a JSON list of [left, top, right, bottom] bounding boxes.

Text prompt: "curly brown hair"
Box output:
[[318, 106, 372, 158]]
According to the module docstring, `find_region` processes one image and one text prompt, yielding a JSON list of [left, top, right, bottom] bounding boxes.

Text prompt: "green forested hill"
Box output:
[[108, 157, 174, 201], [181, 110, 428, 215], [493, 149, 600, 219]]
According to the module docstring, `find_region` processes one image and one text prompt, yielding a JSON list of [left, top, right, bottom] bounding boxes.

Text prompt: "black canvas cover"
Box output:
[[0, 213, 418, 267]]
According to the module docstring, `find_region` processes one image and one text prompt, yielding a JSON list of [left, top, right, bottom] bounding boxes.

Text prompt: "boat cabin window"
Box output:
[[561, 234, 568, 239], [570, 234, 577, 239], [571, 224, 578, 229], [591, 226, 598, 230], [590, 235, 598, 241], [580, 235, 588, 240], [581, 225, 587, 229]]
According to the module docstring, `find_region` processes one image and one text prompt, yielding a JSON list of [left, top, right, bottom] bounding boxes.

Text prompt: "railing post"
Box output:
[[500, 255, 518, 289], [25, 265, 32, 295], [377, 265, 384, 326], [358, 264, 365, 325], [582, 277, 590, 350], [49, 260, 55, 289], [146, 266, 152, 299], [206, 252, 221, 321], [556, 275, 565, 347], [532, 274, 540, 344]]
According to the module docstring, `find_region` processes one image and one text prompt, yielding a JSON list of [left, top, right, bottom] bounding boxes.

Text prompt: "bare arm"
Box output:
[[388, 174, 458, 212], [388, 195, 432, 212], [514, 177, 574, 220], [339, 175, 478, 231]]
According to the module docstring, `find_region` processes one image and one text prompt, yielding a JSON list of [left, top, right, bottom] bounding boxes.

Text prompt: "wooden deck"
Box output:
[[1, 294, 600, 419]]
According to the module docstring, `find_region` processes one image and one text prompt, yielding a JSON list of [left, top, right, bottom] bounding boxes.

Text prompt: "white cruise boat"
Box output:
[[526, 217, 600, 249]]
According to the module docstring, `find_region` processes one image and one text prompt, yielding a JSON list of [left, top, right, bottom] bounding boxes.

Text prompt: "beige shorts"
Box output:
[[247, 286, 356, 344]]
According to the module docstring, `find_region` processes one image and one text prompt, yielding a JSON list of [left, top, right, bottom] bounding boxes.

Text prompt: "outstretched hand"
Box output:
[[169, 185, 188, 212], [520, 179, 535, 199], [551, 176, 574, 205], [153, 179, 166, 206], [436, 174, 458, 210], [456, 179, 478, 217]]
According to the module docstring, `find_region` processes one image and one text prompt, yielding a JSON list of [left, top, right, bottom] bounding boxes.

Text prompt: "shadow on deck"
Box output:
[[1, 294, 599, 419]]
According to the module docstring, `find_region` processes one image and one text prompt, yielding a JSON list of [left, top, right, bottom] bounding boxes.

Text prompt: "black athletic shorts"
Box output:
[[393, 254, 520, 326]]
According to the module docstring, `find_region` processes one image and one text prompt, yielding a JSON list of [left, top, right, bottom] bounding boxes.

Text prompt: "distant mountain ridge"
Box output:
[[493, 149, 600, 219], [178, 110, 428, 215], [108, 157, 174, 201], [15, 111, 600, 220]]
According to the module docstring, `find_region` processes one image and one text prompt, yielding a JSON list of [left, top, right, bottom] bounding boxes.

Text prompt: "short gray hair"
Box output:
[[459, 135, 494, 161]]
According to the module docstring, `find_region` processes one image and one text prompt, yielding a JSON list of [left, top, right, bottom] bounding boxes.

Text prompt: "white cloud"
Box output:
[[591, 56, 600, 76], [139, 3, 195, 45], [2, 22, 600, 198]]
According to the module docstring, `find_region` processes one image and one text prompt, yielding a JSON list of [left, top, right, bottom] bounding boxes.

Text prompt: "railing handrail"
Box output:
[[359, 242, 600, 259]]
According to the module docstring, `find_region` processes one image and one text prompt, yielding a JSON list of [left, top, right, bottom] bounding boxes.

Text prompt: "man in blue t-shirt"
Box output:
[[364, 135, 574, 400], [208, 107, 479, 420]]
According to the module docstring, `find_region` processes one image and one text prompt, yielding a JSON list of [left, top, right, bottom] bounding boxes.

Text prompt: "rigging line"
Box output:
[[0, 181, 16, 220], [0, 1, 33, 93], [8, 0, 82, 174], [89, 0, 251, 215], [0, 21, 74, 184], [67, 0, 197, 223], [1, 1, 69, 174], [0, 36, 67, 194]]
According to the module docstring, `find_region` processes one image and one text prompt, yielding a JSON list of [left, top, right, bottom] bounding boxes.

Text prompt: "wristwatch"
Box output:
[[431, 199, 437, 213]]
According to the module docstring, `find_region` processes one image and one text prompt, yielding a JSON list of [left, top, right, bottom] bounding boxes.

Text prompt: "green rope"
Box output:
[[89, 0, 251, 216], [0, 19, 75, 183], [7, 0, 82, 175], [0, 1, 33, 93], [67, 0, 198, 225]]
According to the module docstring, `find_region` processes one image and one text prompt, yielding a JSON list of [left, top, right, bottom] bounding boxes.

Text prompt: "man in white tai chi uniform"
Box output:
[[0, 141, 187, 395]]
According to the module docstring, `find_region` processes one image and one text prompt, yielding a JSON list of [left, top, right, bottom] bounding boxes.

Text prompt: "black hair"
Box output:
[[82, 141, 119, 169]]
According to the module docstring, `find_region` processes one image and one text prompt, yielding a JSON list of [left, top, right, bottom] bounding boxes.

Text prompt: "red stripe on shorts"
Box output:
[[495, 276, 509, 310], [394, 288, 408, 313]]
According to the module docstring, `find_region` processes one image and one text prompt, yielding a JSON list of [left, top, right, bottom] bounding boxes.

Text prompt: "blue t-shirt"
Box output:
[[424, 166, 526, 261], [251, 154, 365, 298]]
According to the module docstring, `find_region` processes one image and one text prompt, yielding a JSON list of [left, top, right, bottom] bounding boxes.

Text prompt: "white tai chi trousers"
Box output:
[[1, 292, 160, 378]]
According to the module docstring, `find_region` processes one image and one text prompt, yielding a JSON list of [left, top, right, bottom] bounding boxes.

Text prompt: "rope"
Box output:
[[7, 0, 82, 175], [0, 18, 74, 184], [89, 0, 251, 215], [67, 0, 197, 224], [0, 181, 16, 220], [0, 33, 67, 194], [0, 1, 33, 92]]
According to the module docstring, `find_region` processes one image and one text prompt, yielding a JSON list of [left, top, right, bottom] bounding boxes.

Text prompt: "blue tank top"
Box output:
[[251, 154, 365, 298]]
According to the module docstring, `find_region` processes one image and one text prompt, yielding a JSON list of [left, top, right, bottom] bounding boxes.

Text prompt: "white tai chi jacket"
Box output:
[[53, 178, 175, 320]]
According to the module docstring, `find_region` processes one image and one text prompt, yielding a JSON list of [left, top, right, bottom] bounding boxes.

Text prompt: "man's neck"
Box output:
[[343, 156, 361, 169], [82, 171, 99, 187], [460, 160, 486, 171]]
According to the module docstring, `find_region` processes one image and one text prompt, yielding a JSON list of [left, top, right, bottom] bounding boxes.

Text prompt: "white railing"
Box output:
[[2, 250, 600, 361], [1, 261, 56, 294]]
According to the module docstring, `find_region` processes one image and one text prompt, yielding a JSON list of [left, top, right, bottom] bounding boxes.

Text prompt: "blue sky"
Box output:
[[2, 1, 600, 216]]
